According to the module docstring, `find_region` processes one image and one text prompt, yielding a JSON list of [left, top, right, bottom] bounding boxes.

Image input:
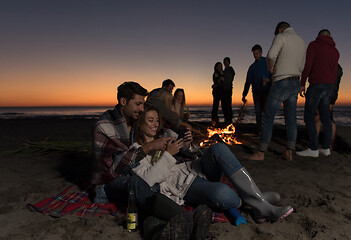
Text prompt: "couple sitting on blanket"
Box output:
[[91, 82, 293, 240]]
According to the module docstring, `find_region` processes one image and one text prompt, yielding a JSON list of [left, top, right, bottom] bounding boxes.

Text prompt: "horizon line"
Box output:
[[2, 103, 351, 108]]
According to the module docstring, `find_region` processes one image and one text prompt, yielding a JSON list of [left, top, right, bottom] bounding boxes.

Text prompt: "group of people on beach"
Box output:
[[89, 21, 341, 240], [244, 22, 340, 161], [210, 21, 341, 161]]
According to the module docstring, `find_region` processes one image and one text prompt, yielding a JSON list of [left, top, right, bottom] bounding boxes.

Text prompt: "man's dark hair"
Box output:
[[318, 29, 331, 36], [274, 21, 290, 35], [117, 82, 148, 103], [162, 79, 175, 88], [223, 57, 231, 64], [251, 44, 262, 52]]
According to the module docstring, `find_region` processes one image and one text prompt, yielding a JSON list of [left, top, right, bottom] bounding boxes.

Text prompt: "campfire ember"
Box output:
[[199, 123, 242, 147]]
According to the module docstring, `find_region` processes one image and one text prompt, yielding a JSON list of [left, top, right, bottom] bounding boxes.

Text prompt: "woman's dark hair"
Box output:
[[134, 105, 162, 144], [172, 88, 185, 105], [214, 62, 223, 74], [171, 88, 186, 118]]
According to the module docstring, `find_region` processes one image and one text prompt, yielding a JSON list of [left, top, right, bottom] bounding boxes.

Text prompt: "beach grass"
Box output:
[[0, 139, 91, 156]]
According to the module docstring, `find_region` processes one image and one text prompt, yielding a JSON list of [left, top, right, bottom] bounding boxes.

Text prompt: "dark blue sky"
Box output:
[[1, 0, 350, 106]]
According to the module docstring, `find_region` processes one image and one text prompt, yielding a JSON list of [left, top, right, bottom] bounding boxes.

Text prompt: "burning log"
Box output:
[[200, 123, 242, 147]]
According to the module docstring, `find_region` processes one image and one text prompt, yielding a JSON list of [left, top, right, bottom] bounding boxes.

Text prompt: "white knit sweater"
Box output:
[[267, 28, 307, 82], [131, 142, 198, 205]]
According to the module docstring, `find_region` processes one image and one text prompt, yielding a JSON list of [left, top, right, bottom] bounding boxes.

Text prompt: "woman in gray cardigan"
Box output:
[[132, 106, 293, 223]]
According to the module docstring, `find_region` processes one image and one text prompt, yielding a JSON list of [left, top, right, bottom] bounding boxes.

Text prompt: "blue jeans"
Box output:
[[253, 91, 269, 134], [211, 89, 224, 122], [104, 175, 154, 213], [222, 90, 233, 124], [184, 143, 242, 210], [304, 83, 333, 150], [259, 77, 300, 152]]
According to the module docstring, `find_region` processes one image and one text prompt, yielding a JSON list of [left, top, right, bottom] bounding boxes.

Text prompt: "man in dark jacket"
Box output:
[[242, 44, 271, 134], [222, 57, 235, 125], [297, 29, 340, 157]]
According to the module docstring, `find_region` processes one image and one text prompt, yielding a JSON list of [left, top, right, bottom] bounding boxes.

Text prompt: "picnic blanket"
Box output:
[[26, 186, 120, 218], [27, 185, 230, 223]]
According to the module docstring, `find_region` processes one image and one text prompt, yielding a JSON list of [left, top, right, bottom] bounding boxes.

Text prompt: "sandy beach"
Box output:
[[1, 118, 351, 240]]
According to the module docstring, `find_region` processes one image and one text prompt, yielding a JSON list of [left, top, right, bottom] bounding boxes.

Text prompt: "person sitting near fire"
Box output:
[[171, 88, 190, 121], [147, 87, 192, 131], [131, 105, 294, 223]]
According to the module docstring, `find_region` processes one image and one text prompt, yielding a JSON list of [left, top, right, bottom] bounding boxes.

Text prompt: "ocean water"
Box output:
[[1, 106, 351, 127]]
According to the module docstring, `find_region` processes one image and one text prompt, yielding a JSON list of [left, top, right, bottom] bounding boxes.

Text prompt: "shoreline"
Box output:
[[1, 104, 351, 128], [1, 118, 351, 239]]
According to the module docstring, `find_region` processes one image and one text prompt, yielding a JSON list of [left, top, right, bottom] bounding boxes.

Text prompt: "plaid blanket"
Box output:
[[27, 186, 121, 218], [27, 186, 231, 223]]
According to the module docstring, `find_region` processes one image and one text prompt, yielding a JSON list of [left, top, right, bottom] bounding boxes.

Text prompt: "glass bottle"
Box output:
[[151, 150, 162, 164], [126, 189, 138, 232]]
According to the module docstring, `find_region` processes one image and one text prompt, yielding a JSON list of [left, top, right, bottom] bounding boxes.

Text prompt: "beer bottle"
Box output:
[[126, 189, 138, 232], [151, 150, 162, 164]]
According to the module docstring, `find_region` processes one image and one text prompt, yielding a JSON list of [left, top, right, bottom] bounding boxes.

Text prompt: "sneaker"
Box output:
[[319, 148, 331, 156], [190, 205, 213, 240], [296, 148, 319, 157], [159, 212, 193, 240]]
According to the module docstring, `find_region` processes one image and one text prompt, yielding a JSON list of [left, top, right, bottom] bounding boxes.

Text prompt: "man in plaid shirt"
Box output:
[[90, 82, 211, 240]]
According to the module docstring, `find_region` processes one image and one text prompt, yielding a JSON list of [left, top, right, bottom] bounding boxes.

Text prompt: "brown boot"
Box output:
[[190, 205, 212, 240]]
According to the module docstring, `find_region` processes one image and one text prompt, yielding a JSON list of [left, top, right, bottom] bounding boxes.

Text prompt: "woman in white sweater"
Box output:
[[131, 106, 294, 223]]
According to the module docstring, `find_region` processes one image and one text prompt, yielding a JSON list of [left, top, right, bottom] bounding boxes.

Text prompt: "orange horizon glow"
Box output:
[[2, 90, 351, 107], [1, 69, 350, 107], [2, 99, 351, 108]]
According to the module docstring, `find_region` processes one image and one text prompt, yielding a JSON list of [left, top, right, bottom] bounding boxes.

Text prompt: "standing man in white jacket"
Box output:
[[247, 21, 306, 161]]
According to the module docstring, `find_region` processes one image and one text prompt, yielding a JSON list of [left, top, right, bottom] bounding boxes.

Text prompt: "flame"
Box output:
[[200, 123, 242, 147]]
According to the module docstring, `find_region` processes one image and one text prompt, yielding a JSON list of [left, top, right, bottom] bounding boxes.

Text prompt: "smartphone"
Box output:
[[177, 128, 187, 140]]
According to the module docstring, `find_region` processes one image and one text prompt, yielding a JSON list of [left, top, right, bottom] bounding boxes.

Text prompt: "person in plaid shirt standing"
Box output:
[[90, 82, 211, 240]]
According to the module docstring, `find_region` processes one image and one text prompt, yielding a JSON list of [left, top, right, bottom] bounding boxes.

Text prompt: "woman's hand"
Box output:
[[183, 129, 193, 148], [142, 137, 172, 154], [262, 77, 271, 86], [166, 138, 183, 155]]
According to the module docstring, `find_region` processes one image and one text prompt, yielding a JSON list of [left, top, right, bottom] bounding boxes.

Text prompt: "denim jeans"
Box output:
[[259, 77, 300, 152], [253, 91, 269, 134], [104, 175, 154, 214], [211, 90, 223, 122], [222, 90, 233, 124], [184, 143, 242, 210], [304, 83, 333, 150]]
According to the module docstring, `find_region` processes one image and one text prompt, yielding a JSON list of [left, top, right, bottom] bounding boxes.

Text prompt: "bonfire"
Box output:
[[200, 123, 242, 147]]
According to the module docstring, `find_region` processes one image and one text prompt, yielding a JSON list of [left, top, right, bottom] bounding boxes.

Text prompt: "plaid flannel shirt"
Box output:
[[91, 105, 140, 186]]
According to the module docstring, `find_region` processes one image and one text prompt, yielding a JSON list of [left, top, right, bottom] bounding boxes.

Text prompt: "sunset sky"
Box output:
[[1, 0, 350, 107]]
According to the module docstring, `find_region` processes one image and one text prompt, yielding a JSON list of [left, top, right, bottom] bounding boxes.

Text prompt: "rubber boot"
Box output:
[[262, 191, 280, 204], [229, 168, 293, 223]]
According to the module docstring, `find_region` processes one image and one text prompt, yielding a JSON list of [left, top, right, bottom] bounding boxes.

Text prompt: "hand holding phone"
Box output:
[[177, 128, 187, 140]]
